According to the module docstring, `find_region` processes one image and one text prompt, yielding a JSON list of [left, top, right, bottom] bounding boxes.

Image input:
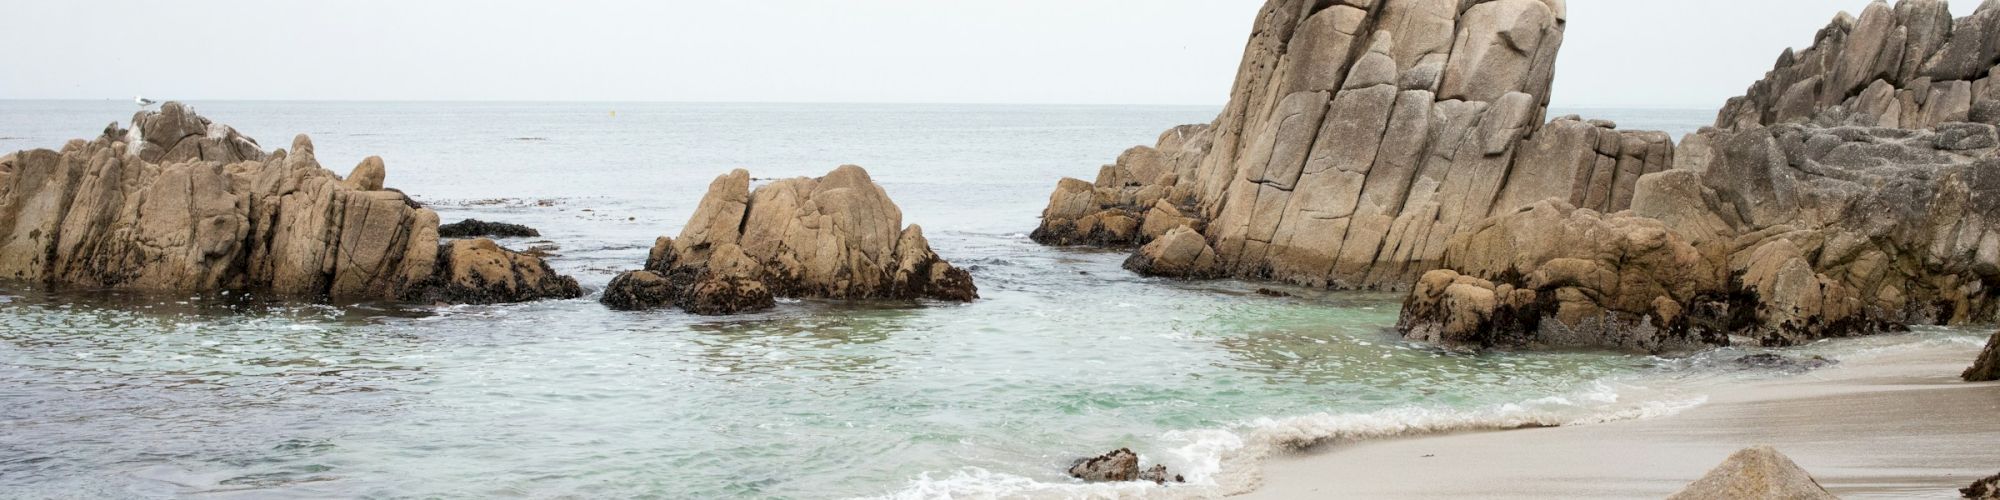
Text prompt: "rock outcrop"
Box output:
[[0, 102, 580, 304], [437, 218, 541, 238], [1969, 331, 2000, 382], [602, 166, 976, 315], [1967, 472, 2000, 499], [1667, 446, 1837, 500], [1718, 0, 2000, 130], [1034, 0, 1676, 290], [1066, 448, 1184, 485], [1401, 2, 2000, 351]]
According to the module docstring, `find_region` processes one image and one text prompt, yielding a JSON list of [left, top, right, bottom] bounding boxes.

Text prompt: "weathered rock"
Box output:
[[1066, 448, 1183, 485], [1968, 331, 2000, 382], [1732, 353, 1839, 372], [0, 102, 578, 305], [603, 166, 976, 314], [1405, 118, 2000, 350], [1031, 0, 1671, 292], [1667, 446, 1837, 500], [1718, 0, 2000, 129], [437, 218, 541, 238], [1068, 448, 1140, 482], [418, 239, 583, 304], [1124, 226, 1221, 280], [1966, 472, 2000, 499]]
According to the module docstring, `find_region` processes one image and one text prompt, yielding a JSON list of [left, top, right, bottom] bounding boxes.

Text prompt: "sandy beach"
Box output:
[[1242, 342, 2000, 499]]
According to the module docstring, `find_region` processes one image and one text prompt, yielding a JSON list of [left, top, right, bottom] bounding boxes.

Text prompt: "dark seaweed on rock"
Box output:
[[438, 218, 542, 238]]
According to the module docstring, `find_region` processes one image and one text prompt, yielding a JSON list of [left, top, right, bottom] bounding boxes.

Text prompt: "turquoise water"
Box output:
[[0, 102, 1972, 499]]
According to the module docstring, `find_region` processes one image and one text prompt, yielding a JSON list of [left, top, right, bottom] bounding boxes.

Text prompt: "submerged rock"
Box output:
[[1732, 353, 1838, 372], [602, 166, 976, 315], [1968, 331, 2000, 382], [1966, 472, 2000, 499], [1667, 446, 1836, 500], [1067, 448, 1183, 485], [0, 102, 579, 304], [437, 218, 541, 238]]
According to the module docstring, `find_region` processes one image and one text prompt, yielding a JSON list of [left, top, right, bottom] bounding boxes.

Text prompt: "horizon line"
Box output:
[[0, 97, 1722, 111]]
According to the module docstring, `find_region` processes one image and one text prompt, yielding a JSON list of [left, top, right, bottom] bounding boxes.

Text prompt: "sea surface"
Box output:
[[0, 101, 1984, 499]]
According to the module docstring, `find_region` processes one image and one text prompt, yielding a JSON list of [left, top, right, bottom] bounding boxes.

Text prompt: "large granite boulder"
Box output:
[[603, 166, 976, 315], [0, 102, 581, 304], [1969, 331, 2000, 382], [1667, 446, 1837, 500], [1031, 0, 1675, 291]]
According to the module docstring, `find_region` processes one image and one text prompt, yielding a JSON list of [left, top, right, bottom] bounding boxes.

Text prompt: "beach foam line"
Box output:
[[867, 381, 1706, 500]]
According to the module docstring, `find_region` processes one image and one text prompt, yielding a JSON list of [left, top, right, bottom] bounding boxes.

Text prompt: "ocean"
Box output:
[[0, 101, 1981, 499]]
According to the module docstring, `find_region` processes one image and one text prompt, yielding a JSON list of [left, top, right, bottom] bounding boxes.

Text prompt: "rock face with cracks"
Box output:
[[1402, 2, 2000, 352], [1718, 0, 2000, 130], [1032, 0, 1676, 291], [602, 166, 976, 315], [0, 102, 580, 304]]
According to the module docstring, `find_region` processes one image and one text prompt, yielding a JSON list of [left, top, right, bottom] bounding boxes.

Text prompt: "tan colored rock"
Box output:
[[605, 166, 976, 314], [1125, 226, 1220, 280], [423, 239, 583, 305], [1667, 446, 1836, 500], [0, 102, 577, 305]]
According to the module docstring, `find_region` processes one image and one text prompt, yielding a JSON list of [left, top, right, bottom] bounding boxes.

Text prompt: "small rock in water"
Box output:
[[1965, 472, 2000, 499], [1068, 448, 1184, 485], [1255, 288, 1293, 298], [437, 219, 541, 238], [1731, 353, 1837, 371]]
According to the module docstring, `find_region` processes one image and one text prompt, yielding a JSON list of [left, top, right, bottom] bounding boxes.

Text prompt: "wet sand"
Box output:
[[1241, 344, 2000, 499]]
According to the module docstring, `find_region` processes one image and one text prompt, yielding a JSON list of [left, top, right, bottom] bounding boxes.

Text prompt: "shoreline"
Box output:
[[1238, 340, 2000, 499]]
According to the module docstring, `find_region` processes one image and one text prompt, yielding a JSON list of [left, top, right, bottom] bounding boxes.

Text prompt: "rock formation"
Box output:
[[437, 218, 541, 238], [1667, 446, 1837, 500], [1717, 0, 2000, 130], [0, 102, 581, 304], [602, 166, 976, 315], [1968, 331, 2000, 382], [1967, 472, 2000, 499], [1032, 0, 1674, 291], [1066, 448, 1184, 485], [1401, 2, 2000, 351]]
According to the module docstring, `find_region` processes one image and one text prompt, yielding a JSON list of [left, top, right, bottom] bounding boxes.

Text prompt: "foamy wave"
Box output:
[[868, 381, 1704, 499]]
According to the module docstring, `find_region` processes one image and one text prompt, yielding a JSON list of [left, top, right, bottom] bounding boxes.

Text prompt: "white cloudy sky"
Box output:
[[0, 1, 1978, 109]]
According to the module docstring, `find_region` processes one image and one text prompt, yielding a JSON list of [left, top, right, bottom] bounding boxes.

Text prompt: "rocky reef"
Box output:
[[1034, 0, 1677, 290], [1402, 0, 2000, 351], [602, 166, 976, 315], [1668, 446, 1837, 500], [1968, 472, 2000, 499], [1066, 448, 1184, 485], [0, 102, 580, 304]]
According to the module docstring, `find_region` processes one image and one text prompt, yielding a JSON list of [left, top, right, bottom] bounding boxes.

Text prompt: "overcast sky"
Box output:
[[0, 1, 1978, 109]]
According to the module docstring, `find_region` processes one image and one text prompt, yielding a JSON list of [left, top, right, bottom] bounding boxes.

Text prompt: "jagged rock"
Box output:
[[1718, 0, 2000, 129], [1968, 331, 2000, 382], [1966, 472, 2000, 499], [437, 218, 541, 238], [1667, 446, 1837, 500], [602, 166, 975, 314], [1066, 448, 1184, 485], [1030, 0, 1672, 291], [0, 102, 578, 305], [1405, 117, 2000, 350]]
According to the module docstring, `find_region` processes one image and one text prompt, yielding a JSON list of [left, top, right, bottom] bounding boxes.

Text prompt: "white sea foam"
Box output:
[[867, 381, 1706, 500]]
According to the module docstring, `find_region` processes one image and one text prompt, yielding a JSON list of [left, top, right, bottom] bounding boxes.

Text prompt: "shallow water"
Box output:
[[0, 101, 1981, 499]]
